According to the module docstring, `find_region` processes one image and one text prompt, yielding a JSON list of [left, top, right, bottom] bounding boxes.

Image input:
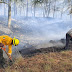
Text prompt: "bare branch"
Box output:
[[0, 1, 8, 5]]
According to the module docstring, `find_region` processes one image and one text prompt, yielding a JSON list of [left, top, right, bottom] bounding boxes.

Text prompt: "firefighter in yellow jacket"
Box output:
[[0, 35, 19, 56]]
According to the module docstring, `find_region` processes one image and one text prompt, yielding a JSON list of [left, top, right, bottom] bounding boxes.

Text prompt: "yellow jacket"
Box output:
[[0, 35, 13, 55]]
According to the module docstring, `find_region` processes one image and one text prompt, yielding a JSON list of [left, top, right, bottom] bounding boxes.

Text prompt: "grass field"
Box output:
[[0, 50, 71, 72]]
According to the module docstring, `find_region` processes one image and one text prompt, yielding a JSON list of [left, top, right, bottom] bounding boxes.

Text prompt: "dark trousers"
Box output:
[[0, 49, 5, 68]]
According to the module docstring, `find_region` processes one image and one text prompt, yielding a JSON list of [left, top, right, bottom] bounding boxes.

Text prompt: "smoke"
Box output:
[[11, 17, 71, 50], [36, 40, 66, 49], [0, 16, 71, 50]]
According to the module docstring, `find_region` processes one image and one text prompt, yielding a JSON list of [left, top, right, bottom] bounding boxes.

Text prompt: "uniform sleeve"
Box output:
[[0, 39, 2, 43], [8, 45, 12, 55]]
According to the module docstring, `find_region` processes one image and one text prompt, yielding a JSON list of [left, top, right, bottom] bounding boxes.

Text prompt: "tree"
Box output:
[[70, 0, 72, 18], [63, 0, 72, 18], [8, 0, 11, 28], [32, 0, 44, 17], [14, 0, 17, 16], [0, 0, 24, 28], [26, 0, 28, 17], [53, 0, 56, 18], [0, 0, 11, 28]]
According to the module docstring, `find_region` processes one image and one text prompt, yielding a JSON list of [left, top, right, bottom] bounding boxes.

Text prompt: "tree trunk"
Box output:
[[43, 2, 46, 17], [14, 0, 16, 16], [4, 4, 6, 16], [44, 0, 48, 17], [48, 1, 51, 17], [70, 0, 72, 19], [14, 1, 17, 17], [26, 0, 28, 17], [53, 0, 56, 18], [3, 0, 6, 16], [20, 6, 21, 16], [34, 4, 36, 17], [31, 0, 33, 16], [8, 0, 11, 28]]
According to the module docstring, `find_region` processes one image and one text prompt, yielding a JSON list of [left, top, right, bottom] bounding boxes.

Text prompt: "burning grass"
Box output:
[[2, 50, 72, 72]]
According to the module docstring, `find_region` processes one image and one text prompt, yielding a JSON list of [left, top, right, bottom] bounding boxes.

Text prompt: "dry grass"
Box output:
[[2, 50, 72, 72]]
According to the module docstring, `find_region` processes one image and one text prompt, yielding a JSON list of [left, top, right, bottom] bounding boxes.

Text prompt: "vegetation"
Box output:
[[0, 0, 72, 28], [0, 50, 72, 72]]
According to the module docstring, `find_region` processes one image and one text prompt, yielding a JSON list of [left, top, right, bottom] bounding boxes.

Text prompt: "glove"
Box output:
[[8, 53, 12, 60], [8, 53, 11, 56], [0, 43, 4, 47]]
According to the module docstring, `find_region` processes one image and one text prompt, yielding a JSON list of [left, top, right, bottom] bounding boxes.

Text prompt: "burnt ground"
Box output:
[[19, 39, 67, 57], [19, 46, 67, 57]]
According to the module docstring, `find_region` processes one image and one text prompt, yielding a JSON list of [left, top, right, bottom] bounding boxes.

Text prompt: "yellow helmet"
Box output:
[[13, 37, 19, 46]]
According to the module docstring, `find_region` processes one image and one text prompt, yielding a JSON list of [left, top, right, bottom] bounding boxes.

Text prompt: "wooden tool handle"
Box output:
[[1, 45, 12, 61], [5, 51, 12, 61]]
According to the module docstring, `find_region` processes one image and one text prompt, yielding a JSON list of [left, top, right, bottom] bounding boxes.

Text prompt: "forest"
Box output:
[[0, 0, 72, 28], [0, 0, 72, 72]]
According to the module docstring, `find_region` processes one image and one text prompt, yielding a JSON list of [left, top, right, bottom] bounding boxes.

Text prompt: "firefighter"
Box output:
[[0, 35, 19, 57]]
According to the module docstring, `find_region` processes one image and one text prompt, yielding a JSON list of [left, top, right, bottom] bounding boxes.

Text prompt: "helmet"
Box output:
[[13, 37, 19, 46]]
